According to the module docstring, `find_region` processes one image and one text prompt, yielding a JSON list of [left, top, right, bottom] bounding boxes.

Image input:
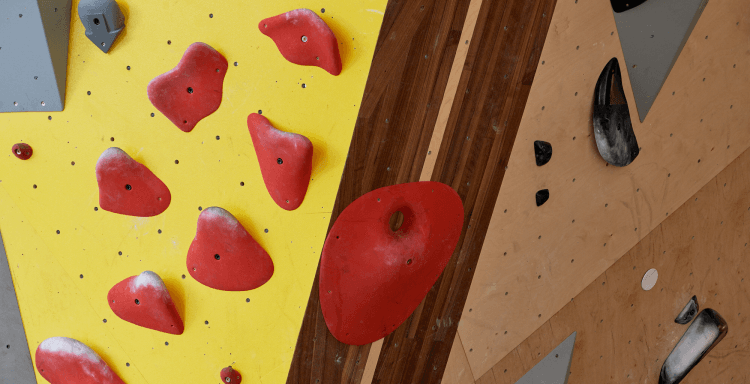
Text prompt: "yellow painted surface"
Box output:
[[0, 1, 385, 383]]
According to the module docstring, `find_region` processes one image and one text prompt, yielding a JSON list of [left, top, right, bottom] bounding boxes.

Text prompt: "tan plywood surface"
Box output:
[[453, 0, 750, 377], [489, 145, 750, 383]]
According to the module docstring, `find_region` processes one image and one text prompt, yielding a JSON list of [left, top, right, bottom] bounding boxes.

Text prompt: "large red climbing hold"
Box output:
[[147, 42, 228, 132], [320, 182, 464, 345], [187, 207, 274, 291], [35, 337, 125, 384], [96, 147, 171, 217], [107, 271, 184, 335], [11, 143, 33, 160], [259, 9, 342, 76], [247, 113, 313, 211], [220, 366, 242, 383]]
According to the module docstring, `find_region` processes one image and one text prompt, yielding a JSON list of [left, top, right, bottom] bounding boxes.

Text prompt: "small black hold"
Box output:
[[536, 189, 550, 206], [675, 295, 699, 324], [534, 140, 552, 166]]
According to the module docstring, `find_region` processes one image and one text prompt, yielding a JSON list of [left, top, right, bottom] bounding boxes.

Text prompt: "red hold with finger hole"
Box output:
[[320, 181, 464, 345], [147, 42, 228, 132], [247, 113, 313, 211], [259, 9, 342, 75], [107, 271, 184, 335], [187, 207, 274, 291], [220, 366, 242, 383], [96, 147, 171, 217], [35, 337, 125, 384], [12, 143, 33, 160]]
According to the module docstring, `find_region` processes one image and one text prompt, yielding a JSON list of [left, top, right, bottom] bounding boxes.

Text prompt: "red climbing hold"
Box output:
[[147, 42, 228, 132], [96, 147, 171, 217], [187, 207, 274, 291], [320, 182, 464, 345], [12, 143, 33, 160], [107, 271, 184, 335], [35, 337, 125, 384], [220, 366, 242, 383], [247, 113, 313, 211], [259, 9, 342, 76]]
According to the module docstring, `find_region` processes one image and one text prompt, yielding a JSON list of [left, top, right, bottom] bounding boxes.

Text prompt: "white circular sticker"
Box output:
[[642, 268, 658, 290]]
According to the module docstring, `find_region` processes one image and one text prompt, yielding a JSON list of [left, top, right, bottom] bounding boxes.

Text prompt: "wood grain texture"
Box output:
[[456, 0, 750, 377], [489, 145, 750, 384], [369, 0, 557, 382], [286, 0, 473, 382]]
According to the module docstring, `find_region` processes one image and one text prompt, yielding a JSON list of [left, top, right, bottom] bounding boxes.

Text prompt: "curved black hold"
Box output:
[[610, 0, 649, 13], [536, 189, 549, 207], [534, 141, 552, 166], [659, 308, 728, 384], [674, 295, 699, 324], [593, 58, 639, 167]]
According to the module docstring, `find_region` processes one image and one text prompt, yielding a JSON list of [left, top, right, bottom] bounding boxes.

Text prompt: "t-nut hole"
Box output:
[[15, 149, 21, 155], [389, 210, 405, 231], [93, 18, 100, 25], [302, 35, 308, 42], [187, 87, 194, 94], [134, 299, 140, 305], [214, 254, 220, 260], [406, 259, 412, 265], [277, 158, 283, 164], [125, 184, 132, 190], [101, 42, 105, 47]]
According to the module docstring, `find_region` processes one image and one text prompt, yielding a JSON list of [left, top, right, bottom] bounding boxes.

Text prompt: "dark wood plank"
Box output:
[[370, 0, 558, 382], [286, 1, 472, 383]]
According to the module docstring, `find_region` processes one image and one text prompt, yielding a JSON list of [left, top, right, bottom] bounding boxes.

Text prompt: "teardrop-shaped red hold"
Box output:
[[96, 147, 171, 217], [247, 113, 313, 211], [187, 207, 274, 291], [35, 337, 125, 384], [220, 366, 242, 383], [147, 42, 228, 132], [107, 271, 184, 335], [320, 182, 464, 345], [11, 143, 33, 160], [259, 9, 342, 76]]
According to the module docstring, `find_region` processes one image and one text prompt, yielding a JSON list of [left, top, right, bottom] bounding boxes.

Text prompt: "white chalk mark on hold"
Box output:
[[642, 268, 658, 291], [366, 9, 384, 15]]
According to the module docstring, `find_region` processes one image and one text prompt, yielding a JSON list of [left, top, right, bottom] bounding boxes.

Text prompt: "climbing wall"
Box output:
[[0, 1, 386, 383], [445, 0, 750, 380]]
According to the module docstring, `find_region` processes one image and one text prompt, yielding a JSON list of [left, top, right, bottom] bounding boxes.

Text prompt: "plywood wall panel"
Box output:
[[487, 146, 750, 383], [456, 0, 750, 377]]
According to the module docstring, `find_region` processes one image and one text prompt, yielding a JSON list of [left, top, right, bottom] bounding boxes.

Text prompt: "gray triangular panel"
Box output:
[[0, 231, 38, 383], [514, 332, 576, 384], [0, 0, 72, 112], [613, 0, 708, 122]]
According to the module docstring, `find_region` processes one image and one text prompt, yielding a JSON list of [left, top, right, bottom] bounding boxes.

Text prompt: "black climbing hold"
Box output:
[[660, 308, 727, 384], [593, 58, 639, 167], [610, 0, 649, 13], [534, 140, 552, 166], [674, 295, 699, 324], [536, 189, 549, 206]]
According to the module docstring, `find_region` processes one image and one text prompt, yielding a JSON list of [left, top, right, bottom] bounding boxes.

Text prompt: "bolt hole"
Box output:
[[406, 259, 412, 265], [389, 211, 404, 231], [277, 158, 283, 165], [302, 36, 308, 42], [214, 254, 220, 260], [101, 42, 105, 47], [134, 299, 140, 305], [93, 18, 100, 25], [187, 87, 193, 94], [125, 184, 132, 190]]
